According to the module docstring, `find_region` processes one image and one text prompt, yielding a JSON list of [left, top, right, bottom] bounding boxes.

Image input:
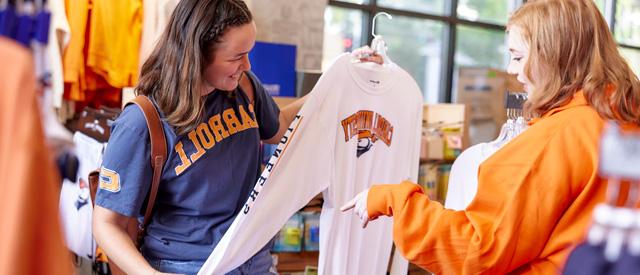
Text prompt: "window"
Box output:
[[325, 0, 516, 103], [322, 7, 366, 69], [619, 47, 640, 75], [615, 0, 640, 48], [455, 25, 507, 69], [325, 0, 640, 104], [376, 15, 446, 103], [595, 0, 606, 14], [378, 0, 448, 16], [457, 0, 511, 25]]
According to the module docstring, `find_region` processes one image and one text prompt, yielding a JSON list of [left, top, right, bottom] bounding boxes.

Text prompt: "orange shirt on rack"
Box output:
[[87, 0, 142, 88], [367, 91, 619, 274], [62, 0, 90, 101], [0, 38, 73, 275]]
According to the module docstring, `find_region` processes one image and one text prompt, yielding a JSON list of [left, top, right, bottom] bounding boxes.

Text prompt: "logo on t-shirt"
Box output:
[[99, 166, 121, 193], [341, 110, 394, 157], [173, 104, 259, 176]]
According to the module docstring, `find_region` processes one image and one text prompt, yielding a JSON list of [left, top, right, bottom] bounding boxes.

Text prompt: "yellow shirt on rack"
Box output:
[[367, 91, 630, 274], [87, 0, 142, 88]]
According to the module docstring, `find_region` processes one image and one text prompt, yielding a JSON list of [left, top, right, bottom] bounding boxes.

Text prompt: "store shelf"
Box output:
[[274, 251, 319, 272], [419, 158, 456, 164]]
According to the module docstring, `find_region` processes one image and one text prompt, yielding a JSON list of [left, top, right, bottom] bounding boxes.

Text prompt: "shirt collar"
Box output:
[[529, 91, 588, 125]]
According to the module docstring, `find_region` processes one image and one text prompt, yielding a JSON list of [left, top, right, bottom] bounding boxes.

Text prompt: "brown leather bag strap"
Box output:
[[126, 95, 167, 244]]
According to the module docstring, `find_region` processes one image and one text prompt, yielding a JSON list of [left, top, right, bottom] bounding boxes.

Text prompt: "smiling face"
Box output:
[[201, 21, 257, 95], [506, 25, 535, 96]]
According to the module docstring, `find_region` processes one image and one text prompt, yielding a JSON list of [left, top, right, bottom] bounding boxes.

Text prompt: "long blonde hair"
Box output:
[[508, 0, 640, 124]]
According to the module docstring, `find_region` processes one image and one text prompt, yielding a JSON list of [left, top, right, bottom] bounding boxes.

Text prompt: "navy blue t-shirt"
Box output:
[[96, 72, 280, 261]]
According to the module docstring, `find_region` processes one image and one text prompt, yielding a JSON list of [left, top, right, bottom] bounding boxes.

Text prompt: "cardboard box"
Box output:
[[422, 103, 469, 151], [456, 67, 523, 124], [456, 67, 523, 144]]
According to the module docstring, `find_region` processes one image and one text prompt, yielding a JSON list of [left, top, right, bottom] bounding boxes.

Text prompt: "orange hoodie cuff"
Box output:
[[367, 181, 424, 219]]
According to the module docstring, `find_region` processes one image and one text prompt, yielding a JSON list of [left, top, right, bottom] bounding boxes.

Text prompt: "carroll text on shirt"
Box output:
[[243, 115, 303, 215], [173, 104, 259, 176], [341, 110, 394, 157]]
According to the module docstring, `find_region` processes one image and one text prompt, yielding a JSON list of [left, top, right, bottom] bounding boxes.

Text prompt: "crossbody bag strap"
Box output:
[[127, 95, 167, 244]]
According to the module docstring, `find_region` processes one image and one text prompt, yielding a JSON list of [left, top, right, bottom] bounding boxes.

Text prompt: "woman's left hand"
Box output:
[[340, 188, 371, 228]]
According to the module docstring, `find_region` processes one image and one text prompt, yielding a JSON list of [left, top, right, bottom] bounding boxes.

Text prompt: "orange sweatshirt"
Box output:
[[368, 91, 612, 274]]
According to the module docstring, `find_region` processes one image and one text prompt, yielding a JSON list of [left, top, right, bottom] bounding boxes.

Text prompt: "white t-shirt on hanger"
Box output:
[[445, 120, 528, 210], [47, 0, 71, 108], [444, 142, 496, 210], [198, 53, 423, 275]]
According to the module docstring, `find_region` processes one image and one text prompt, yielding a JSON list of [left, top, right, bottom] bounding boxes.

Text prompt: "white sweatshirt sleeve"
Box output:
[[198, 73, 336, 275]]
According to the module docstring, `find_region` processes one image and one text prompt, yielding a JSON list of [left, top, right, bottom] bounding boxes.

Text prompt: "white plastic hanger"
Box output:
[[352, 12, 393, 66], [370, 12, 392, 65]]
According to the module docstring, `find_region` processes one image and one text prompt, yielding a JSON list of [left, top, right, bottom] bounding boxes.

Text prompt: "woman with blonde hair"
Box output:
[[342, 0, 640, 273]]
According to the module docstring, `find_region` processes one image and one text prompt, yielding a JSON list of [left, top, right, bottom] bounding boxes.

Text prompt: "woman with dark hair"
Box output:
[[92, 1, 305, 274], [342, 0, 640, 273]]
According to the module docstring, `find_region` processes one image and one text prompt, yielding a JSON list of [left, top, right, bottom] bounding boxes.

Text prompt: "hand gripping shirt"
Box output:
[[198, 54, 423, 275], [95, 71, 280, 261]]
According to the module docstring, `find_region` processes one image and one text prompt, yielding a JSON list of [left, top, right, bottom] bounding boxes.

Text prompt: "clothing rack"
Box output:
[[1, 0, 80, 182]]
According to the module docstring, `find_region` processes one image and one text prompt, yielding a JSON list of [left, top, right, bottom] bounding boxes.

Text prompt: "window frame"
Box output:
[[328, 0, 521, 102], [328, 0, 640, 103]]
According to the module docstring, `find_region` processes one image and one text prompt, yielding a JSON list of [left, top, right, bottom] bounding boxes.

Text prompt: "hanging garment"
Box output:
[[62, 0, 90, 101], [139, 0, 179, 70], [198, 53, 422, 275], [444, 142, 494, 210], [445, 117, 527, 210], [87, 0, 142, 88], [563, 242, 611, 275], [610, 250, 640, 275], [0, 37, 72, 275], [59, 132, 106, 260], [63, 0, 141, 103], [47, 0, 71, 108]]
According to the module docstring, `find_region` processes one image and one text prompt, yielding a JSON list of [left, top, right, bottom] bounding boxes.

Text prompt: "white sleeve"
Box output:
[[198, 84, 335, 275], [47, 0, 71, 108]]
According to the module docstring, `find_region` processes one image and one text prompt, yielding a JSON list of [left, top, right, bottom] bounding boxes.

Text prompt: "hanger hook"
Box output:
[[372, 12, 392, 38]]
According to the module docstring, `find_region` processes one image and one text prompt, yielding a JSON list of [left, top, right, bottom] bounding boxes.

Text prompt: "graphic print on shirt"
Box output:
[[174, 104, 259, 176], [242, 115, 303, 215], [341, 110, 394, 157], [75, 178, 90, 210]]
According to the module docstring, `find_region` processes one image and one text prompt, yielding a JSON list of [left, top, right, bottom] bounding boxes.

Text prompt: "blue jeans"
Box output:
[[145, 243, 275, 275]]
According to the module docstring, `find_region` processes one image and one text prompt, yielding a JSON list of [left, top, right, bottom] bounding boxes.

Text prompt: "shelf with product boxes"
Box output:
[[418, 103, 469, 204]]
